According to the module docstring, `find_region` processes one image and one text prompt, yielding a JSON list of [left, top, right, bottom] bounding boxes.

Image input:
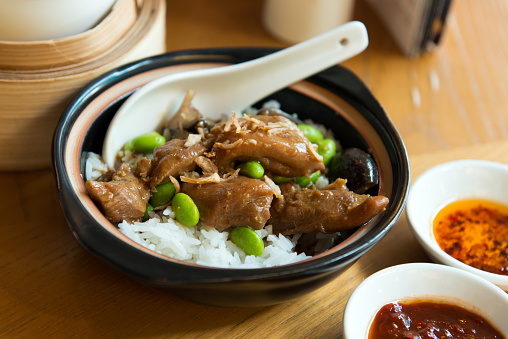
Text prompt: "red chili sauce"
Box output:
[[368, 300, 505, 339], [433, 199, 508, 275]]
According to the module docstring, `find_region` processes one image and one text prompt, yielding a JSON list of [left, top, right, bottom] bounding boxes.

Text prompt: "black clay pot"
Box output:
[[52, 48, 410, 307]]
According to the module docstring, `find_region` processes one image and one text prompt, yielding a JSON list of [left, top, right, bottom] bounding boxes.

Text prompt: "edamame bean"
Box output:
[[237, 161, 265, 179], [149, 181, 176, 207], [172, 193, 200, 227], [124, 131, 165, 154], [295, 170, 321, 187], [143, 203, 154, 221], [272, 174, 292, 184], [297, 124, 323, 144], [230, 227, 264, 257], [317, 139, 337, 166]]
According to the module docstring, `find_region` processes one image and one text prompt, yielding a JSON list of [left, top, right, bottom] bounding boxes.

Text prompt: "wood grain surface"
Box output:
[[2, 0, 508, 337]]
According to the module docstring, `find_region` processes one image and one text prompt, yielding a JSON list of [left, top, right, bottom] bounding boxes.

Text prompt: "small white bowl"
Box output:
[[406, 159, 508, 291], [0, 0, 116, 41], [343, 263, 508, 339]]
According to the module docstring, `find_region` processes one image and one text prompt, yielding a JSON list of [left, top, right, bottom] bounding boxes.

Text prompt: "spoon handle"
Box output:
[[201, 21, 368, 112]]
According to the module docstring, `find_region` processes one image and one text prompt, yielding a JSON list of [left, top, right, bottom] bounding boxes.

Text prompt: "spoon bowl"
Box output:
[[103, 21, 368, 167]]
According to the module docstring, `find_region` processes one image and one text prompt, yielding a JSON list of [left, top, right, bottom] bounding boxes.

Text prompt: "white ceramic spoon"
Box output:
[[103, 21, 368, 167]]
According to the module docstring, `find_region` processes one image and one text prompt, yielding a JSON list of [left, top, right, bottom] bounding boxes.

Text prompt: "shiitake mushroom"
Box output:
[[190, 117, 215, 135], [328, 147, 379, 194], [162, 89, 216, 140], [163, 109, 216, 141], [163, 117, 216, 140]]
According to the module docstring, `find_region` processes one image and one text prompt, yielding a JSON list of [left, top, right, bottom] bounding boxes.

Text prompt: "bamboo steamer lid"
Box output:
[[0, 0, 166, 170]]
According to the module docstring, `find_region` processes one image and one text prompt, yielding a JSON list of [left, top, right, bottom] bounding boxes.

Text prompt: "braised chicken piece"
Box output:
[[211, 114, 325, 178], [268, 178, 389, 235], [134, 157, 152, 182], [181, 175, 277, 230], [149, 136, 215, 189], [86, 163, 150, 223]]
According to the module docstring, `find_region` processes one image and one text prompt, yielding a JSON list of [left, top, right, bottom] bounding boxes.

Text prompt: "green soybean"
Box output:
[[295, 170, 321, 187], [237, 161, 265, 179], [317, 139, 337, 166], [172, 193, 200, 227], [149, 181, 176, 207], [272, 174, 293, 184], [124, 131, 166, 154], [230, 227, 264, 257], [297, 124, 323, 144], [143, 203, 154, 221]]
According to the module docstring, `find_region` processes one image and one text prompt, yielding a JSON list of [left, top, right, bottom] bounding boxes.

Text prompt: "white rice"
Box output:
[[85, 152, 108, 181], [118, 205, 311, 268]]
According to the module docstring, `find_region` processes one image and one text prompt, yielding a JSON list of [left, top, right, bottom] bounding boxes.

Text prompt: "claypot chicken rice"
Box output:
[[85, 90, 389, 268]]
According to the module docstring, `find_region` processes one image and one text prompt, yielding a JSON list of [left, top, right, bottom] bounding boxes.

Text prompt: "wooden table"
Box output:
[[2, 0, 508, 337]]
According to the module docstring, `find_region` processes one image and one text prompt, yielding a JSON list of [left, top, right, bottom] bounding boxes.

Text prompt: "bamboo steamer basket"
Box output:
[[0, 0, 166, 170]]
